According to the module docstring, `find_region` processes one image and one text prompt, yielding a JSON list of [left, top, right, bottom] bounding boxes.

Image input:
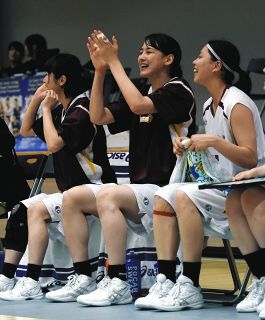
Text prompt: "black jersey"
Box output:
[[108, 78, 196, 186], [33, 92, 116, 191]]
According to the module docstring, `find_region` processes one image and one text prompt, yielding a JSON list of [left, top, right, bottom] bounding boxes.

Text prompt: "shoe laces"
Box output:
[[149, 281, 162, 294], [11, 277, 27, 294], [64, 274, 80, 291], [97, 276, 112, 292], [167, 282, 181, 300], [149, 280, 172, 298]]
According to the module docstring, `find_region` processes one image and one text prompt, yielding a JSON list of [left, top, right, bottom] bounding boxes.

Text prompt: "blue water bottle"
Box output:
[[126, 250, 141, 300], [0, 251, 4, 273]]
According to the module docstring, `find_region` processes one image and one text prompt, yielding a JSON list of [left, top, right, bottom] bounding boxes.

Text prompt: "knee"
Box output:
[[96, 188, 118, 215], [27, 202, 48, 223], [175, 190, 190, 216], [63, 187, 80, 207], [4, 203, 28, 253]]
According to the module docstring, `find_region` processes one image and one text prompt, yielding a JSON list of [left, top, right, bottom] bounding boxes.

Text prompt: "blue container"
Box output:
[[126, 250, 141, 300], [0, 251, 4, 273]]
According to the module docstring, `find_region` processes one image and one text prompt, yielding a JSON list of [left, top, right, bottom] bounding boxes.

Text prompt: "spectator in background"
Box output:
[[1, 41, 26, 78], [23, 34, 48, 75]]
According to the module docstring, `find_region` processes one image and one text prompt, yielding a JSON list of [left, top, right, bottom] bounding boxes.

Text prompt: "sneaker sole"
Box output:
[[45, 295, 77, 302], [154, 302, 204, 312], [0, 293, 43, 301], [236, 307, 258, 313], [135, 301, 154, 309], [77, 297, 133, 307]]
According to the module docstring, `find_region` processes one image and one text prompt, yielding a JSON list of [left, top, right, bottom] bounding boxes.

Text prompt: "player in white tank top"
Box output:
[[137, 40, 265, 312]]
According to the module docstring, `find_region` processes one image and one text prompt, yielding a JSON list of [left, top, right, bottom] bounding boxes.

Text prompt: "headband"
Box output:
[[207, 44, 234, 73]]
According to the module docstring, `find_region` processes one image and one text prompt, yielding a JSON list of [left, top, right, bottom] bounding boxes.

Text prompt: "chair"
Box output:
[[0, 153, 49, 248], [197, 182, 252, 305], [16, 153, 49, 197], [202, 236, 251, 305]]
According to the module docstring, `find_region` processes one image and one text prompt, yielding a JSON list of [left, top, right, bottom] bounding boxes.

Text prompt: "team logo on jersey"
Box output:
[[143, 197, 149, 206], [55, 206, 61, 215], [205, 204, 212, 212]]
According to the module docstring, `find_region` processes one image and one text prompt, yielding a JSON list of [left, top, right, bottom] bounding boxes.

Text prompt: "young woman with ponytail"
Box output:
[[135, 40, 265, 313]]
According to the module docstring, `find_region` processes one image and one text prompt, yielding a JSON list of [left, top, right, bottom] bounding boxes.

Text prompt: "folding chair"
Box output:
[[202, 235, 251, 305], [197, 183, 252, 305], [0, 153, 49, 251], [16, 153, 49, 197]]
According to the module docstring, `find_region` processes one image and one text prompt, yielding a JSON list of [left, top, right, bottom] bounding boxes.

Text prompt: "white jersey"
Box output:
[[203, 86, 265, 176]]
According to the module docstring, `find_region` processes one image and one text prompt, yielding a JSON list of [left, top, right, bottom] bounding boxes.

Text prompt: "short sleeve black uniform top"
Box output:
[[33, 92, 116, 191], [0, 117, 15, 162], [108, 77, 196, 186]]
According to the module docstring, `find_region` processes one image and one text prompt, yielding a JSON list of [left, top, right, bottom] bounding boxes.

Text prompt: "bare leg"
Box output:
[[241, 187, 265, 248], [27, 202, 51, 265], [96, 185, 140, 265], [62, 185, 98, 263], [3, 250, 23, 265], [175, 191, 204, 262], [226, 190, 259, 254], [153, 195, 179, 260]]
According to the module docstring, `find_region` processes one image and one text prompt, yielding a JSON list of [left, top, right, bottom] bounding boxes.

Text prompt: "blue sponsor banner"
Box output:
[[0, 73, 47, 152]]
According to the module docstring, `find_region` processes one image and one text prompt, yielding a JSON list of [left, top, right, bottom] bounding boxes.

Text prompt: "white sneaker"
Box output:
[[45, 274, 96, 302], [153, 275, 204, 311], [135, 274, 174, 309], [236, 277, 265, 312], [0, 277, 43, 301], [0, 274, 15, 292], [257, 293, 265, 313], [259, 307, 265, 319], [77, 276, 133, 306]]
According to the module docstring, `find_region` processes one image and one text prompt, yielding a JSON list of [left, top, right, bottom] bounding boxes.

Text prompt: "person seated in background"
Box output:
[[23, 34, 48, 75], [225, 63, 265, 318], [226, 165, 265, 318], [135, 39, 265, 312], [0, 53, 116, 301], [1, 41, 26, 78], [0, 117, 30, 213], [46, 31, 196, 305]]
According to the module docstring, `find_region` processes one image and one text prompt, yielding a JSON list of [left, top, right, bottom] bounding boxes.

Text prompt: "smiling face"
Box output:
[[193, 45, 219, 87], [137, 42, 171, 80]]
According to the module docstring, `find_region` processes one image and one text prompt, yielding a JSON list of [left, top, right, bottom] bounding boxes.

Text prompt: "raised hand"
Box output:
[[87, 33, 108, 73], [41, 90, 58, 111], [33, 83, 48, 104], [89, 30, 119, 66]]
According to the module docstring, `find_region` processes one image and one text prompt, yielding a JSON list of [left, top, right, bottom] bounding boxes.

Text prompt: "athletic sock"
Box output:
[[182, 261, 201, 287], [108, 264, 127, 281], [2, 262, 17, 279], [244, 249, 265, 279], [26, 264, 42, 281], [157, 260, 177, 283], [73, 260, 92, 277]]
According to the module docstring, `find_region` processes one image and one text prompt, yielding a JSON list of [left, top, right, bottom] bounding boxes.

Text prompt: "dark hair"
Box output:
[[24, 34, 47, 56], [144, 33, 183, 78], [45, 53, 85, 98], [207, 40, 251, 94], [8, 41, 25, 58]]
